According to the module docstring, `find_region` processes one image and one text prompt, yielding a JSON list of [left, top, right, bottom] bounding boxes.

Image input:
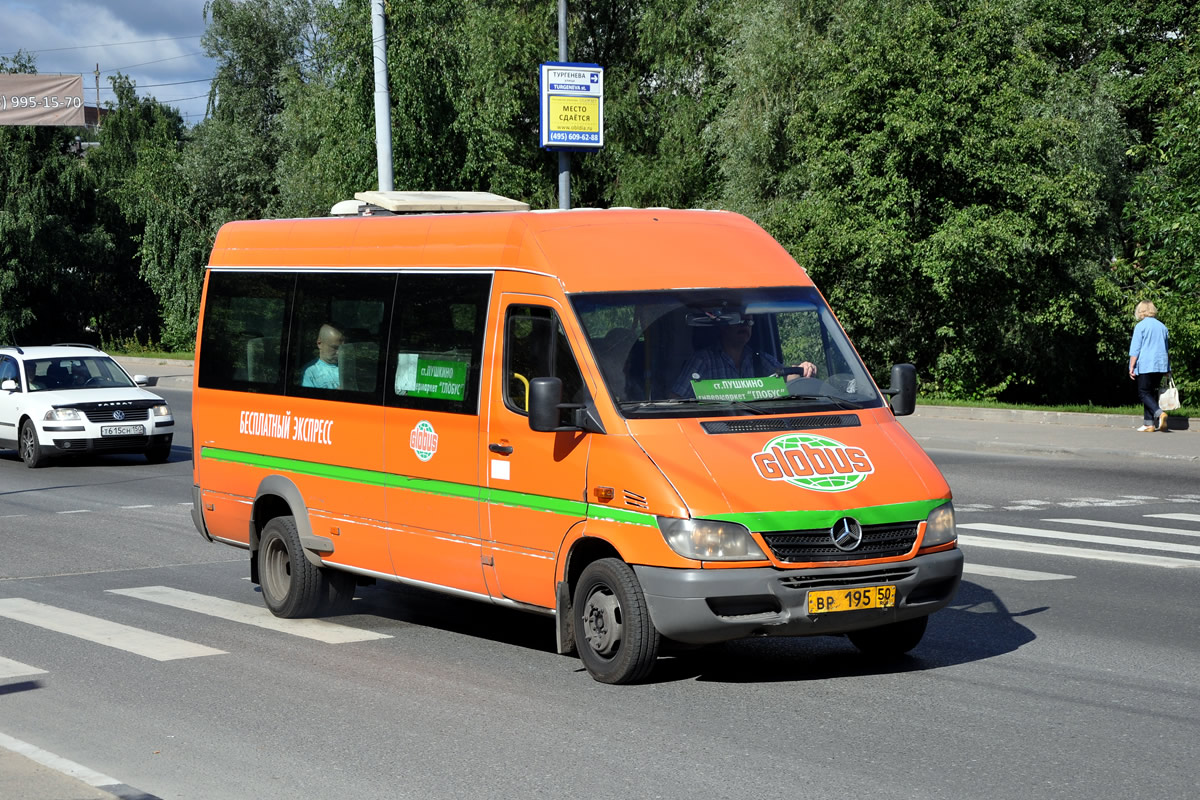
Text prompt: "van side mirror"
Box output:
[[529, 377, 566, 432], [528, 377, 604, 433], [883, 363, 916, 416]]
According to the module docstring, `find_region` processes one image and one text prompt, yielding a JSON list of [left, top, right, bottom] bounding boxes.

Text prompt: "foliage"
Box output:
[[3, 1, 1197, 409], [717, 0, 1130, 403]]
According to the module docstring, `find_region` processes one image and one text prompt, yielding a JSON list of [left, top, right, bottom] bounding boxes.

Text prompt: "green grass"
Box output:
[[109, 349, 194, 361], [918, 396, 1196, 418]]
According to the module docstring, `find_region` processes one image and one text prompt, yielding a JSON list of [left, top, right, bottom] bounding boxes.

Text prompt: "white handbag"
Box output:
[[1159, 376, 1181, 412]]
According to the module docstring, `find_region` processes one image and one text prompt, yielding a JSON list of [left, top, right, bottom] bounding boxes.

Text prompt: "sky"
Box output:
[[0, 1, 216, 125]]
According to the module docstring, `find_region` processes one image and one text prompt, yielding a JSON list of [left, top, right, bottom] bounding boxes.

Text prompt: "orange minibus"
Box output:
[[191, 192, 962, 683]]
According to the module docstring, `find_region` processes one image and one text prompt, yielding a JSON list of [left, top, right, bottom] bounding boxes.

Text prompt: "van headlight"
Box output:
[[923, 502, 957, 547], [657, 517, 767, 561], [44, 407, 82, 421], [152, 404, 171, 417]]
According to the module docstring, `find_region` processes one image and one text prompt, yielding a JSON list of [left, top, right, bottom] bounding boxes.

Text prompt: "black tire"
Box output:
[[145, 435, 173, 464], [573, 558, 660, 684], [848, 615, 928, 658], [258, 516, 324, 618], [19, 419, 46, 468]]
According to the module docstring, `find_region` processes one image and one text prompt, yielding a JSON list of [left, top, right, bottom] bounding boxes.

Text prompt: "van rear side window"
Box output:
[[198, 272, 294, 394]]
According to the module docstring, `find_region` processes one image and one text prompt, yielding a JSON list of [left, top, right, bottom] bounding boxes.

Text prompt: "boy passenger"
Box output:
[[301, 323, 344, 389]]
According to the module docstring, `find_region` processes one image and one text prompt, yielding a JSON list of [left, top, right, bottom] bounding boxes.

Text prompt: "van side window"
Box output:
[[504, 305, 586, 416], [386, 273, 491, 415], [197, 271, 294, 394], [289, 273, 394, 405]]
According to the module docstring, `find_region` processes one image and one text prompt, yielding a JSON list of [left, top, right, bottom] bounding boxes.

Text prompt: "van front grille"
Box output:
[[701, 415, 860, 434], [760, 522, 918, 562]]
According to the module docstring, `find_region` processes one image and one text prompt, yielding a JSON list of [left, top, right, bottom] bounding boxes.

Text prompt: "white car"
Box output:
[[0, 344, 175, 468]]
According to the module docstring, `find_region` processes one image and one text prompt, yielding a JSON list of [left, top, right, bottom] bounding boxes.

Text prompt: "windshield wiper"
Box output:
[[786, 394, 860, 411], [618, 398, 772, 414]]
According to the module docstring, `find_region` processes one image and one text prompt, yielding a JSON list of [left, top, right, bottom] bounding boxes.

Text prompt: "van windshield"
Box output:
[[571, 287, 885, 418]]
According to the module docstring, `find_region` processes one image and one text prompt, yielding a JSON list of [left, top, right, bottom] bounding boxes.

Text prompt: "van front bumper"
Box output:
[[633, 548, 963, 645]]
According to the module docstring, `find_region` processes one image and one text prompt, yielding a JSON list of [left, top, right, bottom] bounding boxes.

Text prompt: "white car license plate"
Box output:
[[101, 424, 145, 437]]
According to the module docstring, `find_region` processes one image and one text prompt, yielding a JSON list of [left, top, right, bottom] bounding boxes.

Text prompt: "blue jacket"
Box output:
[[1129, 317, 1170, 374]]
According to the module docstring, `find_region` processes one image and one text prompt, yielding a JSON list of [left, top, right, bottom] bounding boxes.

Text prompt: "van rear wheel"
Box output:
[[573, 558, 660, 684], [848, 615, 928, 658], [258, 516, 324, 618]]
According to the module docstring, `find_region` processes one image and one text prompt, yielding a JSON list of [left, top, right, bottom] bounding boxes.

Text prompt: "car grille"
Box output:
[[62, 400, 158, 423], [760, 522, 919, 562]]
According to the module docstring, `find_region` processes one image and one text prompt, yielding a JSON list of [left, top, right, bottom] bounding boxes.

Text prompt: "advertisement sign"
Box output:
[[539, 62, 603, 150], [0, 74, 85, 126]]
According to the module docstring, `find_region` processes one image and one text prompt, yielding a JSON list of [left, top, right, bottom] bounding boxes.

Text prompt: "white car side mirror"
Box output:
[[133, 374, 150, 386], [1, 379, 16, 392]]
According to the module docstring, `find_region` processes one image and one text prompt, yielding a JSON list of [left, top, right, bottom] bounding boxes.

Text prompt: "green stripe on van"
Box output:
[[703, 499, 947, 532], [203, 446, 588, 515]]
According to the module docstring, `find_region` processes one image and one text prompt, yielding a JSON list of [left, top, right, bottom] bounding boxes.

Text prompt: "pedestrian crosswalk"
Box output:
[[0, 585, 393, 677], [959, 510, 1200, 574]]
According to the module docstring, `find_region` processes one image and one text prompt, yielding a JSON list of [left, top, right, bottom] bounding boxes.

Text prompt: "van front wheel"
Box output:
[[258, 516, 323, 618], [573, 558, 660, 684], [848, 615, 928, 658]]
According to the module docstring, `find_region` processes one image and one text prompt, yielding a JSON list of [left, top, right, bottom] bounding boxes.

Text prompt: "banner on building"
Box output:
[[0, 74, 85, 126]]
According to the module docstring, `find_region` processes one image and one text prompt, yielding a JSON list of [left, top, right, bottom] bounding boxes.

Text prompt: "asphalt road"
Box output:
[[1, 375, 1198, 800]]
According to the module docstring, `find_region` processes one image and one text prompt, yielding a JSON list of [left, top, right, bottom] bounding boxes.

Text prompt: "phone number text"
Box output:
[[1, 94, 84, 112]]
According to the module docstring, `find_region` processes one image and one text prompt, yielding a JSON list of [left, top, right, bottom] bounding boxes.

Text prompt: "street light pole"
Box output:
[[372, 0, 394, 191]]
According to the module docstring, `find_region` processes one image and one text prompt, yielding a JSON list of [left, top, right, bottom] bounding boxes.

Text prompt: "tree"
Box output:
[[715, 0, 1130, 403]]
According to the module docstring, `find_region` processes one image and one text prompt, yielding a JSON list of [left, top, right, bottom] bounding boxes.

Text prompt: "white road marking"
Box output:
[[0, 731, 121, 788], [962, 564, 1074, 581], [55, 509, 91, 515], [958, 535, 1200, 569], [120, 505, 154, 509], [1146, 513, 1200, 523], [959, 522, 1200, 554], [0, 655, 47, 679], [0, 598, 225, 661], [108, 586, 390, 643], [1044, 518, 1200, 539]]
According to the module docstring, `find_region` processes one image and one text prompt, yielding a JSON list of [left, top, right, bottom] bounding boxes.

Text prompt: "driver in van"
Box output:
[[671, 314, 816, 398], [300, 323, 344, 389]]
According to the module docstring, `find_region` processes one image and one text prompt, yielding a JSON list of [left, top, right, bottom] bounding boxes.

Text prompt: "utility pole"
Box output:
[[94, 63, 100, 130], [557, 0, 570, 210], [371, 0, 394, 191]]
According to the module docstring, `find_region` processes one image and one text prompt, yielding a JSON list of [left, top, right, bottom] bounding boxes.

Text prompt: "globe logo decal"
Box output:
[[409, 420, 438, 462], [750, 433, 874, 492]]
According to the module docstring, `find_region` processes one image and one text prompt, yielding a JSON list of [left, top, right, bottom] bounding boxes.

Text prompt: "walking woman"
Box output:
[[1128, 301, 1171, 432]]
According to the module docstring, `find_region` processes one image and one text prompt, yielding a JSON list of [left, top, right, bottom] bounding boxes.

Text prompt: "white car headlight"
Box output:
[[43, 407, 82, 421], [658, 517, 767, 561], [923, 502, 957, 547], [152, 404, 171, 417]]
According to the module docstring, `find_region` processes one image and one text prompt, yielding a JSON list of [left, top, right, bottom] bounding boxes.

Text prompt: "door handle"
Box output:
[[489, 443, 513, 455]]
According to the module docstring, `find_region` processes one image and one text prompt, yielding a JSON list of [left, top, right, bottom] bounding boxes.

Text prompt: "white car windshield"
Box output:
[[571, 286, 885, 418], [24, 356, 135, 392]]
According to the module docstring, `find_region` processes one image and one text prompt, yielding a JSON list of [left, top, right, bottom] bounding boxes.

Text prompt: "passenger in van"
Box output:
[[300, 323, 345, 389], [671, 316, 816, 398]]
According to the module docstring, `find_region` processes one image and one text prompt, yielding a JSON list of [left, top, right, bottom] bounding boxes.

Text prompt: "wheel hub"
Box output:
[[582, 589, 622, 657]]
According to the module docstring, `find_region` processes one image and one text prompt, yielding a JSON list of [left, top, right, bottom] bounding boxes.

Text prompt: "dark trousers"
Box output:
[[1136, 371, 1166, 422]]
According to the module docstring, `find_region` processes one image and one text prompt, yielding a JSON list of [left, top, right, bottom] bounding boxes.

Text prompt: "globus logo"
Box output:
[[751, 433, 874, 492], [409, 420, 438, 462]]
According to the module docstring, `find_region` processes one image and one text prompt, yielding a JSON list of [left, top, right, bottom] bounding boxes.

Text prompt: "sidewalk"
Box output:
[[901, 405, 1197, 462], [115, 355, 194, 389]]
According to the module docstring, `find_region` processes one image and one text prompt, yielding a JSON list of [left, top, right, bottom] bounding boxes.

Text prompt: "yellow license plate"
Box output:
[[808, 585, 896, 614]]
